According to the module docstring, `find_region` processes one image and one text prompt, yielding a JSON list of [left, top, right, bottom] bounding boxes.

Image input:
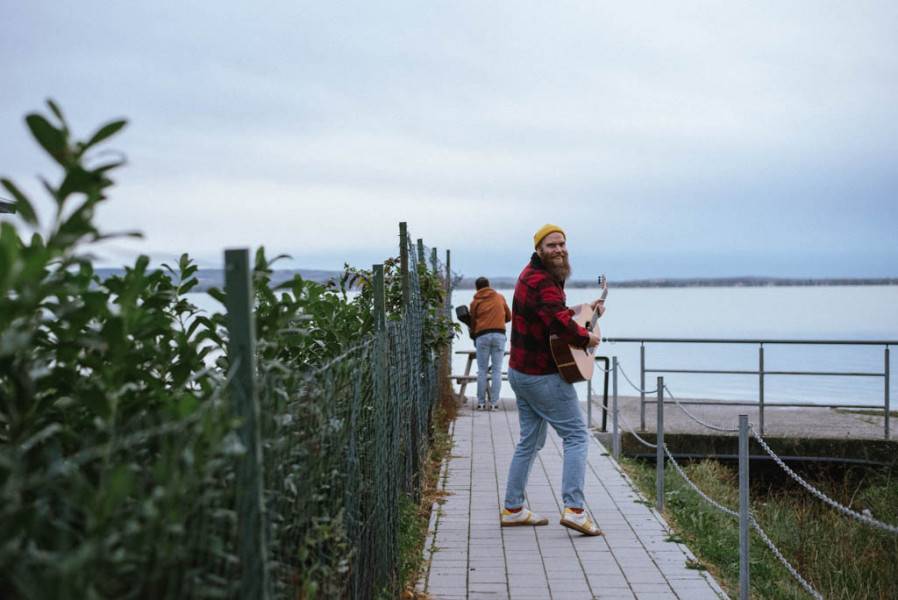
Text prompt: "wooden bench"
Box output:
[[451, 350, 510, 402]]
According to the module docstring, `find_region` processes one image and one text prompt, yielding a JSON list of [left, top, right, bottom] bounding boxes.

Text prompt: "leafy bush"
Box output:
[[0, 101, 456, 599], [0, 101, 243, 599]]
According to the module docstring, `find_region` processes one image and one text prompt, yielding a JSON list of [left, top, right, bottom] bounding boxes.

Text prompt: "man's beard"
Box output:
[[541, 252, 572, 282]]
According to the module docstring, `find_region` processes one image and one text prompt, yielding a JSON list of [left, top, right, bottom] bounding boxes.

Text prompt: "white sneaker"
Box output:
[[560, 508, 603, 536], [500, 507, 548, 527]]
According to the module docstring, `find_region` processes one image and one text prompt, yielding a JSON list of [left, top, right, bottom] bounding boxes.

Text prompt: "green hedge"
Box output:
[[0, 101, 455, 599]]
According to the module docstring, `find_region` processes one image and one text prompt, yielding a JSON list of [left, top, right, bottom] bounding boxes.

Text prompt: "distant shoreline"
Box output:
[[454, 276, 898, 290], [91, 268, 898, 292]]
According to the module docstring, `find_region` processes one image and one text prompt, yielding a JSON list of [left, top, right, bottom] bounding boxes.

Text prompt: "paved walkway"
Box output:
[[417, 396, 728, 600]]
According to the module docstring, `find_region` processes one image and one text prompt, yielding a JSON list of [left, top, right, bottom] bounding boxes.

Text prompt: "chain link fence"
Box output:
[[1, 224, 450, 599]]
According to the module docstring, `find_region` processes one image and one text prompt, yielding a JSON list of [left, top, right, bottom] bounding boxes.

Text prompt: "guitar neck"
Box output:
[[587, 276, 607, 332]]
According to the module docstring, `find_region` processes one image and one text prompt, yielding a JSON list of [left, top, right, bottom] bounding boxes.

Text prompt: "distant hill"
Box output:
[[91, 268, 897, 291]]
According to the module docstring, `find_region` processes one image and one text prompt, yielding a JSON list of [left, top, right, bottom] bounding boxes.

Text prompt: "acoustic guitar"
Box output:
[[550, 275, 608, 383]]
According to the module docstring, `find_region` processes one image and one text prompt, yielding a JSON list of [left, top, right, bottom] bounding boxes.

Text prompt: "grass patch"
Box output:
[[619, 458, 898, 599], [396, 376, 456, 599]]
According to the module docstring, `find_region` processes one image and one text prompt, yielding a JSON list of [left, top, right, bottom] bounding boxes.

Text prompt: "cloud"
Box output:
[[2, 1, 897, 276]]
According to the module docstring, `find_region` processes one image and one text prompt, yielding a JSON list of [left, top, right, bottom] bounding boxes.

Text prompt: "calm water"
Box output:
[[449, 286, 898, 407], [187, 286, 898, 407]]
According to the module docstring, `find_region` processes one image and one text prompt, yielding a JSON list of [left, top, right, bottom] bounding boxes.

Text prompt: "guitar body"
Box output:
[[550, 303, 600, 383], [550, 275, 608, 384]]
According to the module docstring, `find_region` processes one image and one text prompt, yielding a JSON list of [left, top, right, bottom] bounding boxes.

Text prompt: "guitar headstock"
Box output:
[[598, 274, 608, 301]]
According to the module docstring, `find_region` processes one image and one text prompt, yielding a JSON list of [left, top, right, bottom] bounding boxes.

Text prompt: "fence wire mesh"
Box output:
[[2, 229, 448, 600], [244, 229, 444, 598]]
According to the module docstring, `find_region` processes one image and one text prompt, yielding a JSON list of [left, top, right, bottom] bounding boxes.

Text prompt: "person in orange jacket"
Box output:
[[469, 277, 512, 410]]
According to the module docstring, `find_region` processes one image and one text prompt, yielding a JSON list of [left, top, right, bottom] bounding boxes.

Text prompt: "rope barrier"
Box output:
[[589, 389, 657, 449], [616, 362, 657, 395], [751, 425, 898, 535], [662, 444, 739, 518], [663, 384, 739, 433], [663, 441, 825, 599], [750, 517, 824, 599], [660, 440, 825, 599], [604, 358, 882, 598]]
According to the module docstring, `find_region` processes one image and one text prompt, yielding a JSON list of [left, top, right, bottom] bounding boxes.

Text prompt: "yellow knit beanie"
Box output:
[[533, 224, 566, 249]]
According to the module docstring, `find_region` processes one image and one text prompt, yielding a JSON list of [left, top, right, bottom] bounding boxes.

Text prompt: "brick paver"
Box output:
[[418, 396, 728, 600]]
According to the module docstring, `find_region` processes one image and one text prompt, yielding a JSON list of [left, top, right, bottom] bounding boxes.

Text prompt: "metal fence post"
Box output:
[[759, 344, 765, 436], [656, 376, 664, 512], [587, 378, 593, 428], [640, 343, 646, 431], [224, 249, 270, 600], [885, 346, 891, 440], [601, 358, 610, 432], [445, 250, 453, 397], [612, 356, 620, 460], [399, 222, 409, 309], [739, 414, 750, 600], [374, 265, 386, 329], [409, 242, 423, 494], [371, 264, 394, 586], [445, 249, 452, 318], [445, 249, 451, 295]]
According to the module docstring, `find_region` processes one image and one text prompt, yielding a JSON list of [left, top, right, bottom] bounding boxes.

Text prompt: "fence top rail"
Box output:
[[603, 337, 897, 346]]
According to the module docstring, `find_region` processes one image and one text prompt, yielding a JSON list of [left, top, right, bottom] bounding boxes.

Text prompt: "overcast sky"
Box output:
[[2, 1, 897, 279]]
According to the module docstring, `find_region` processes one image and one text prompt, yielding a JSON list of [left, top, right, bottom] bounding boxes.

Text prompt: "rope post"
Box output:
[[601, 357, 610, 432], [612, 356, 621, 460], [224, 249, 270, 600], [739, 414, 750, 599], [587, 378, 593, 428], [655, 376, 664, 512], [885, 346, 890, 440], [640, 343, 646, 431], [759, 344, 765, 436], [399, 222, 410, 309]]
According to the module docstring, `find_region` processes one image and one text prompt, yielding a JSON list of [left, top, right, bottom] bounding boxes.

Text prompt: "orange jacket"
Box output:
[[469, 288, 511, 338]]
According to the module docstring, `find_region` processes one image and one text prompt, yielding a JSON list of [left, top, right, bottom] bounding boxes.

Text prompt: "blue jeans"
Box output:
[[504, 368, 589, 510], [475, 332, 506, 406]]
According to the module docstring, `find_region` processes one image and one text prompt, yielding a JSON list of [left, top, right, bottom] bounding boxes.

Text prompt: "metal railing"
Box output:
[[591, 366, 898, 599], [603, 337, 895, 439]]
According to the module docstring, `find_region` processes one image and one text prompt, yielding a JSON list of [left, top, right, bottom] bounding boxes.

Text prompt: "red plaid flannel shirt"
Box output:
[[508, 253, 590, 375]]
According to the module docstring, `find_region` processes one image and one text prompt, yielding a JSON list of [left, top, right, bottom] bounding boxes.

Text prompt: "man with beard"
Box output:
[[500, 224, 605, 536]]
